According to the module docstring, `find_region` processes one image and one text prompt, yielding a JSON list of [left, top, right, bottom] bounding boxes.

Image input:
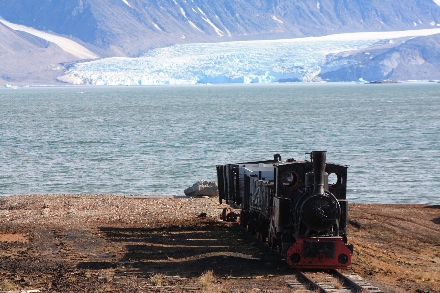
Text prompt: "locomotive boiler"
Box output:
[[216, 151, 353, 269]]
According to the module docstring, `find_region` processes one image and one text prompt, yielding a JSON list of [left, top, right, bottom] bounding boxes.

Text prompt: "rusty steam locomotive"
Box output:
[[217, 151, 353, 269]]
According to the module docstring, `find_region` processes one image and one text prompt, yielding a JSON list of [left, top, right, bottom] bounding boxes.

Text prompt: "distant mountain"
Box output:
[[1, 0, 440, 85], [319, 33, 440, 81], [2, 0, 440, 57]]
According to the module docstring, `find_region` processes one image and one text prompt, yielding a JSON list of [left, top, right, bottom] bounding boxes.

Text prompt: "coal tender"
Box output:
[[217, 151, 353, 269]]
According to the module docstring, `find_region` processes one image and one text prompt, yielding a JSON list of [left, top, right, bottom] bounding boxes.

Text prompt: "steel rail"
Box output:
[[286, 269, 384, 293], [330, 270, 384, 293]]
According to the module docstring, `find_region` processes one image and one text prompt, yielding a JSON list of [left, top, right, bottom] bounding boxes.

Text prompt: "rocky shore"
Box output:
[[0, 194, 438, 292]]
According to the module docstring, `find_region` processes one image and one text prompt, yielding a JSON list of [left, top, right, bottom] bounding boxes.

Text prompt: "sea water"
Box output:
[[0, 83, 439, 204]]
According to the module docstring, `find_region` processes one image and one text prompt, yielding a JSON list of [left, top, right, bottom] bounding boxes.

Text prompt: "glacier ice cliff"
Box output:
[[58, 29, 440, 85]]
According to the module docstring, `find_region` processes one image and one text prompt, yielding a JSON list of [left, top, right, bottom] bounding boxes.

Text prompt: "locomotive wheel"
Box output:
[[247, 221, 253, 234], [239, 210, 246, 227], [269, 236, 278, 250], [277, 241, 283, 254], [257, 231, 266, 243], [261, 230, 268, 243]]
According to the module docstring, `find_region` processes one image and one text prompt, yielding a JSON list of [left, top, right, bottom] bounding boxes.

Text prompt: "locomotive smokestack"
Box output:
[[311, 151, 326, 195]]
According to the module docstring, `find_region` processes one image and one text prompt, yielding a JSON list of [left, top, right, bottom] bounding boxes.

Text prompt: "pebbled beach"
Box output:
[[0, 194, 438, 292]]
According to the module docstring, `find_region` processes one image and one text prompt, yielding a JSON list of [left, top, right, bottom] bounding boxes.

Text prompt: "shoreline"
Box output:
[[3, 80, 440, 88], [1, 193, 436, 205]]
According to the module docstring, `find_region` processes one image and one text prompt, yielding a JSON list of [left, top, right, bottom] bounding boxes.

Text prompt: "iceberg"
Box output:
[[184, 179, 218, 197]]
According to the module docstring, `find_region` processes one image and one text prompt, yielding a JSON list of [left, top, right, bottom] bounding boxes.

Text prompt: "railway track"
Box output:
[[285, 269, 384, 292]]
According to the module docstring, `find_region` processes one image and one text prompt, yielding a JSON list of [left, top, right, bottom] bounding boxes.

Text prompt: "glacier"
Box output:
[[59, 28, 440, 85]]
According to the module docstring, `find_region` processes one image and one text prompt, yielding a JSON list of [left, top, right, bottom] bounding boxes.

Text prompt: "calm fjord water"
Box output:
[[1, 84, 439, 203]]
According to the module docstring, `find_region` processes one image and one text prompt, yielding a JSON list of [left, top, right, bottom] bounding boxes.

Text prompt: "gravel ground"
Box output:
[[0, 194, 438, 292], [0, 194, 224, 228]]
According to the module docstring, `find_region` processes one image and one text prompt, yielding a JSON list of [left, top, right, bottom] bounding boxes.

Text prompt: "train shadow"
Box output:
[[424, 205, 440, 225], [424, 205, 440, 209], [77, 221, 292, 278]]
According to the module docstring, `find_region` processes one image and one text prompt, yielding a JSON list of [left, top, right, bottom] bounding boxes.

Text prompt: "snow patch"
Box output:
[[122, 0, 131, 7], [272, 15, 284, 24], [197, 7, 206, 16], [0, 19, 98, 60], [180, 7, 187, 18], [224, 27, 232, 37], [317, 2, 321, 9], [201, 16, 224, 36], [293, 27, 440, 41], [152, 22, 162, 31], [188, 20, 203, 32]]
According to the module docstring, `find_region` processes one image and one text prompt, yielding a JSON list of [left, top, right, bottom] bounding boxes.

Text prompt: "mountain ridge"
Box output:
[[2, 0, 440, 85], [2, 0, 440, 56]]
